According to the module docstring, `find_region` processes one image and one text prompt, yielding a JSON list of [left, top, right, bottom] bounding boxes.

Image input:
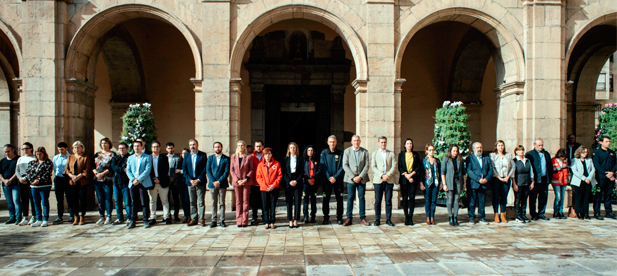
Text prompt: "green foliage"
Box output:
[[432, 101, 471, 160], [119, 103, 157, 153], [595, 103, 617, 151]]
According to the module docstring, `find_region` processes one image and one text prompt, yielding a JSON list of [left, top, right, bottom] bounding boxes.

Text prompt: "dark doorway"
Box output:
[[265, 85, 331, 161]]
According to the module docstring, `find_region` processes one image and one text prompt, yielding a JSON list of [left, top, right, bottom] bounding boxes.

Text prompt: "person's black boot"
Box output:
[[449, 216, 454, 226]]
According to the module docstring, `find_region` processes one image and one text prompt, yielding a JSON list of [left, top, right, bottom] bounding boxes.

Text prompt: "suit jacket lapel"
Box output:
[[400, 153, 407, 173]]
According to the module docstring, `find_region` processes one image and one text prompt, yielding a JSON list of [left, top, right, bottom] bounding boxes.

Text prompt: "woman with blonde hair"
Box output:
[[65, 141, 91, 225], [283, 142, 304, 228], [25, 147, 53, 227], [570, 146, 595, 220], [230, 140, 254, 227]]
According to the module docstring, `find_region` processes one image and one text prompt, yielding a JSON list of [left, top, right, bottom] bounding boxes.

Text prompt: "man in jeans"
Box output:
[[111, 143, 131, 225], [342, 135, 370, 226], [52, 142, 71, 224]]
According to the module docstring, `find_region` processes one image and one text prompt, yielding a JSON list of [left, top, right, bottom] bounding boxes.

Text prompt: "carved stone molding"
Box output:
[[353, 79, 368, 94], [493, 81, 525, 99]]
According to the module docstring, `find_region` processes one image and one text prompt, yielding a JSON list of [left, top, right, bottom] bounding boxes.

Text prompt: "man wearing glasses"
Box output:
[[16, 142, 36, 226]]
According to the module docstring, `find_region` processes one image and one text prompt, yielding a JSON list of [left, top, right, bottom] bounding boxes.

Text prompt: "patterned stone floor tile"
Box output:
[[306, 265, 354, 276]]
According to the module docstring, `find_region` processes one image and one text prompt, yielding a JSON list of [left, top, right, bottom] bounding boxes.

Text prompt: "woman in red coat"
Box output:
[[256, 148, 282, 229], [230, 140, 254, 228], [551, 148, 569, 219]]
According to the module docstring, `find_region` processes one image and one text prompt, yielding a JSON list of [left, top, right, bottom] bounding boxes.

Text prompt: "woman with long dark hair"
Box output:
[[398, 138, 422, 226], [551, 148, 569, 219], [440, 144, 466, 226], [25, 147, 53, 227], [302, 145, 321, 223]]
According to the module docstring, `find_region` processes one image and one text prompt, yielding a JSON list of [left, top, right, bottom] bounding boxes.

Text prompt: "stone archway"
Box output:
[[228, 5, 368, 148], [395, 8, 526, 150], [64, 4, 203, 154], [566, 13, 617, 148], [0, 20, 22, 150]]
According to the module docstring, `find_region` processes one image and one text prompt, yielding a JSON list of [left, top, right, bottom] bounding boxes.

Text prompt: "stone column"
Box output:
[[109, 102, 133, 145], [65, 79, 97, 155], [251, 83, 265, 143], [199, 0, 231, 155], [494, 81, 525, 151], [230, 78, 243, 148], [21, 0, 66, 152], [521, 0, 566, 151]]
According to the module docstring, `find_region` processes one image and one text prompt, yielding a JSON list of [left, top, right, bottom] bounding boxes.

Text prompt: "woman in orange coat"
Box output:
[[256, 148, 282, 229], [551, 148, 569, 219]]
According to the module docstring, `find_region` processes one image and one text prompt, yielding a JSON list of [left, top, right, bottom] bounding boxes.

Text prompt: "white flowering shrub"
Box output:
[[119, 103, 157, 153]]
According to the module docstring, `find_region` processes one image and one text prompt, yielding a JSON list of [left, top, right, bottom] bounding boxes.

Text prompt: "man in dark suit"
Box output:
[[321, 135, 345, 225], [206, 142, 230, 227], [592, 136, 617, 220], [466, 142, 493, 224], [566, 134, 581, 165], [182, 139, 208, 226], [525, 138, 553, 221], [149, 141, 170, 225], [111, 142, 131, 226]]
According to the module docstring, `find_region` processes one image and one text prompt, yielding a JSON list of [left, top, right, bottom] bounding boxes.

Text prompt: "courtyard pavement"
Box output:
[[0, 206, 616, 276]]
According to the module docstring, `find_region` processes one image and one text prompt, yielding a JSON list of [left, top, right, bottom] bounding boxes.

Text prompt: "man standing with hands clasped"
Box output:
[[183, 139, 208, 227], [206, 142, 230, 227], [592, 136, 617, 220], [466, 142, 493, 224], [342, 135, 370, 226], [320, 135, 345, 225], [370, 136, 397, 227]]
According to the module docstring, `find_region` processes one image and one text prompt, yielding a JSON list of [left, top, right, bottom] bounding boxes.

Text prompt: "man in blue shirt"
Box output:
[[52, 142, 71, 225], [525, 138, 553, 221]]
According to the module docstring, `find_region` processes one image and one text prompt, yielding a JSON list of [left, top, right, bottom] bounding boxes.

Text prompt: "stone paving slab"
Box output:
[[1, 207, 616, 275]]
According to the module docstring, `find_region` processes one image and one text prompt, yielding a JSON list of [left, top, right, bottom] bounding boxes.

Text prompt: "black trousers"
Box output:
[[322, 182, 344, 220], [54, 176, 71, 219], [374, 182, 394, 221], [261, 188, 279, 224], [68, 184, 88, 217], [514, 185, 530, 218], [19, 184, 35, 218], [594, 178, 614, 215], [400, 183, 417, 217], [529, 181, 549, 217], [131, 185, 151, 222], [303, 182, 318, 218], [250, 185, 264, 221], [572, 182, 591, 216], [285, 185, 302, 221]]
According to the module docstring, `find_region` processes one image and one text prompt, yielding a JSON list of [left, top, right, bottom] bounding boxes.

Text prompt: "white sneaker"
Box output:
[[31, 221, 42, 227], [18, 218, 29, 226], [28, 217, 36, 225], [41, 221, 48, 227], [104, 217, 112, 225], [96, 218, 105, 225]]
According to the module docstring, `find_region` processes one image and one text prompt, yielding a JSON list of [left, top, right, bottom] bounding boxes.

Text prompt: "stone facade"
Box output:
[[0, 0, 613, 160]]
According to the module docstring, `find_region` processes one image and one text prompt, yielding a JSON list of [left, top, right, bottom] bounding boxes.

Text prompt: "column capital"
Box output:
[[230, 78, 243, 94], [394, 79, 406, 94], [352, 79, 367, 95], [493, 81, 525, 99], [191, 78, 203, 93], [12, 78, 22, 94]]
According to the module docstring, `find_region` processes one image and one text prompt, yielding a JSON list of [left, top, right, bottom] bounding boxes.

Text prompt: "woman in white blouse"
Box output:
[[570, 146, 595, 220], [489, 140, 515, 223]]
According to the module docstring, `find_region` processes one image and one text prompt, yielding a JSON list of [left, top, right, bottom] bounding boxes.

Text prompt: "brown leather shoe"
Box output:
[[187, 219, 197, 226], [500, 213, 507, 223], [430, 217, 435, 225], [495, 214, 501, 223], [360, 219, 370, 226], [199, 220, 206, 227], [79, 216, 85, 225], [73, 216, 79, 225], [270, 224, 276, 229], [265, 224, 270, 229], [343, 219, 352, 226], [427, 217, 431, 225]]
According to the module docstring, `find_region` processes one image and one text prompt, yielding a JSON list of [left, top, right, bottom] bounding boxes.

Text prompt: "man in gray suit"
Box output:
[[342, 135, 370, 226], [370, 136, 398, 226]]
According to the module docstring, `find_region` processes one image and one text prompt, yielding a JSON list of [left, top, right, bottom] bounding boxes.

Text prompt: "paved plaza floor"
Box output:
[[0, 206, 616, 276]]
